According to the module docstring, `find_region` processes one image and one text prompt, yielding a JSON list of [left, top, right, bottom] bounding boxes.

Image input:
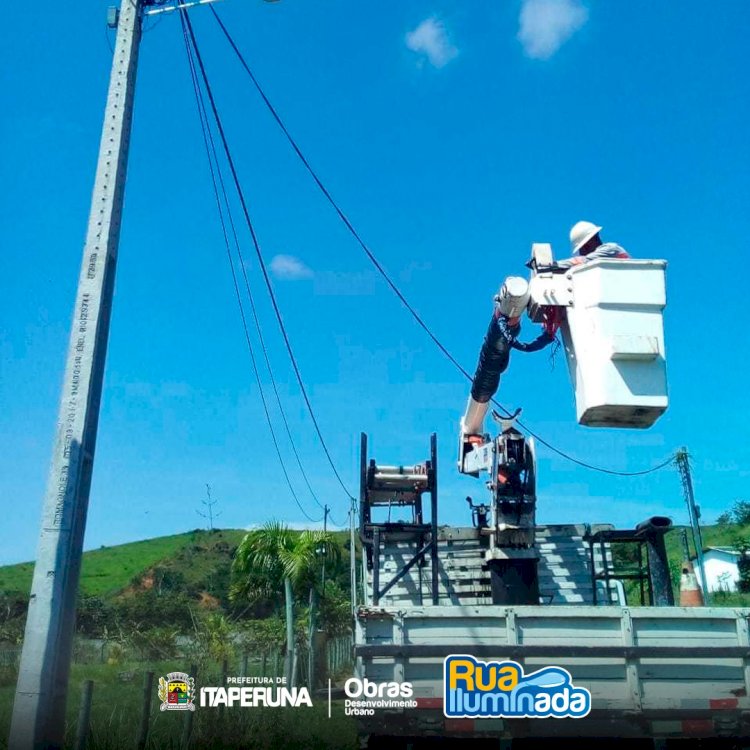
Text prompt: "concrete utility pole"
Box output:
[[322, 504, 329, 591], [675, 448, 711, 606], [349, 498, 357, 612], [10, 0, 144, 746]]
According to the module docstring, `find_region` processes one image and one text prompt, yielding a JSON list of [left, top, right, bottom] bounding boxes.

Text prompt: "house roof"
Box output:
[[690, 546, 750, 559]]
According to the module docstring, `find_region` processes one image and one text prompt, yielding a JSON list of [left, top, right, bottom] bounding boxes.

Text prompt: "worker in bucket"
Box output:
[[531, 221, 630, 272], [470, 278, 558, 409]]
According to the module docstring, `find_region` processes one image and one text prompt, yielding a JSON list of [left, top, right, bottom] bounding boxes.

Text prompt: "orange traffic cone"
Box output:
[[680, 560, 704, 607]]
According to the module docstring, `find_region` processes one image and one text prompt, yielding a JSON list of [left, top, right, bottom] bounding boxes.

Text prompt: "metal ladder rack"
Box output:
[[585, 517, 674, 606], [588, 528, 649, 605], [359, 432, 439, 606]]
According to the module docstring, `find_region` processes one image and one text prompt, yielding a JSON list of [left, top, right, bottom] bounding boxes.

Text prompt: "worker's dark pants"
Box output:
[[470, 316, 518, 404]]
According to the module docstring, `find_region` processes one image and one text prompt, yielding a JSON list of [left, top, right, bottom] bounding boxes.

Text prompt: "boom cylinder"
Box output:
[[462, 397, 489, 437], [495, 276, 531, 318]]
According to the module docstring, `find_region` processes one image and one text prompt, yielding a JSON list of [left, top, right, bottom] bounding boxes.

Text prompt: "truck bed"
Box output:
[[354, 604, 750, 740], [357, 523, 750, 740]]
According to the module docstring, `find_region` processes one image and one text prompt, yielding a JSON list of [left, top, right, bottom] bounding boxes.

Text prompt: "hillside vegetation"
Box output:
[[2, 519, 750, 641], [0, 530, 246, 597], [0, 527, 354, 644]]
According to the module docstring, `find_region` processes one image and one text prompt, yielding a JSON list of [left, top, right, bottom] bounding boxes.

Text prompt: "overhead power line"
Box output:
[[207, 7, 480, 401], [187, 24, 328, 517], [179, 9, 321, 523], [208, 6, 672, 479], [182, 10, 355, 508]]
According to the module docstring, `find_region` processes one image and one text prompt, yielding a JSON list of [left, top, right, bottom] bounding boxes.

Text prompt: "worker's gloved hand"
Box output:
[[512, 331, 556, 353]]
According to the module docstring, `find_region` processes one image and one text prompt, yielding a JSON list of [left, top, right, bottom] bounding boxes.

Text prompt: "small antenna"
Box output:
[[197, 483, 222, 531]]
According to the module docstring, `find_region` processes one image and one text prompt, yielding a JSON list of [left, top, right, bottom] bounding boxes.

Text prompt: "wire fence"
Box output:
[[0, 646, 19, 668], [0, 633, 354, 688]]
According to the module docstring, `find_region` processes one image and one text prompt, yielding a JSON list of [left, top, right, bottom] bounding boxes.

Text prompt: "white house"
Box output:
[[692, 547, 749, 593]]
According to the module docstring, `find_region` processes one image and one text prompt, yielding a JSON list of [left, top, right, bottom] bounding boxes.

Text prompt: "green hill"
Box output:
[[0, 529, 248, 598]]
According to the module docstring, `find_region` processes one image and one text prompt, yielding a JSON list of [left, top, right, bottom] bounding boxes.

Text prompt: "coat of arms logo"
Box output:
[[158, 671, 196, 711]]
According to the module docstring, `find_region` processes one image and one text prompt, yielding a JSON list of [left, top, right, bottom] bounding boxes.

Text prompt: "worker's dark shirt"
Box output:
[[470, 313, 554, 403]]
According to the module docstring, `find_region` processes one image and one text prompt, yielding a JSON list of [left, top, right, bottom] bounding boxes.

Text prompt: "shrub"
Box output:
[[0, 663, 19, 688], [76, 595, 114, 637], [128, 626, 179, 660]]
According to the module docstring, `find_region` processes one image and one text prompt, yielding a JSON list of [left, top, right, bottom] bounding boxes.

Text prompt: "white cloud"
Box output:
[[405, 17, 458, 69], [269, 254, 313, 280], [518, 0, 588, 60]]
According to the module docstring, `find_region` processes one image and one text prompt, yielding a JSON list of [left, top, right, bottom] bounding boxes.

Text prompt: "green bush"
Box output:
[[238, 617, 285, 652], [76, 595, 114, 637], [128, 625, 179, 660], [0, 592, 27, 645], [317, 582, 352, 636], [111, 590, 194, 632]]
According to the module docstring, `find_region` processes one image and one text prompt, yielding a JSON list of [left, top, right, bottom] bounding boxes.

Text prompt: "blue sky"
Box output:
[[1, 0, 748, 565]]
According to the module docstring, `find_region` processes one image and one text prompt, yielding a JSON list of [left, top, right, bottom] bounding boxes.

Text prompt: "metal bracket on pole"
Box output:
[[9, 0, 143, 746], [144, 0, 226, 15]]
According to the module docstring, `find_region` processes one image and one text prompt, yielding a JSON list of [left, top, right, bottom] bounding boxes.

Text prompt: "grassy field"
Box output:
[[0, 659, 358, 749], [666, 521, 750, 606]]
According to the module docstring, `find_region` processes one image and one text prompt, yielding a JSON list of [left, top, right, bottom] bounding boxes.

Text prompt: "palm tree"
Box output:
[[282, 530, 341, 689], [231, 521, 340, 685]]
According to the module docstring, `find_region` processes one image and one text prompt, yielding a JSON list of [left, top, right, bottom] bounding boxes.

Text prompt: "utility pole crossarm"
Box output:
[[10, 0, 143, 747]]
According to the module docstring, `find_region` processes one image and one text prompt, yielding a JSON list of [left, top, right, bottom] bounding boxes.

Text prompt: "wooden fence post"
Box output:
[[135, 671, 154, 750], [181, 663, 198, 749], [73, 680, 94, 750]]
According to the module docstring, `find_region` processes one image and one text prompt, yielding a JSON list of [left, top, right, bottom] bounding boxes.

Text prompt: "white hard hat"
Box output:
[[569, 221, 602, 254]]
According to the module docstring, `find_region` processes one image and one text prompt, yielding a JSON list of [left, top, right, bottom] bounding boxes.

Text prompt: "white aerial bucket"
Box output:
[[558, 259, 668, 428]]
